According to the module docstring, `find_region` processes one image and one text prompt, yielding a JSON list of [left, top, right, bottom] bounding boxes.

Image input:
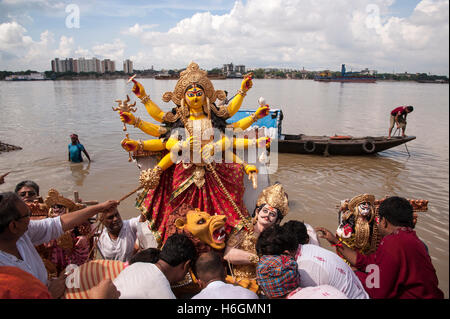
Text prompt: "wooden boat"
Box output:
[[228, 110, 415, 156], [278, 134, 416, 156]]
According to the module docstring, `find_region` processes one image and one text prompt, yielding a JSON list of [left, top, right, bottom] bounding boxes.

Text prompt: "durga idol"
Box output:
[[117, 62, 270, 244]]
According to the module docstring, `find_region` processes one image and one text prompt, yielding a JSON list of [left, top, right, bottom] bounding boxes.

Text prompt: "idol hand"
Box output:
[[119, 111, 136, 126], [131, 80, 147, 99], [257, 137, 271, 148], [241, 73, 253, 92], [244, 165, 258, 189], [121, 138, 139, 152], [249, 172, 258, 189], [254, 105, 270, 119]]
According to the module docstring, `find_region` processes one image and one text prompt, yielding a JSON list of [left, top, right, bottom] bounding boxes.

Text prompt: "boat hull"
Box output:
[[278, 135, 415, 155]]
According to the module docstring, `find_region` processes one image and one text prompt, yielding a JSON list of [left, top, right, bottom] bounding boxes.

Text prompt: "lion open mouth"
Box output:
[[212, 226, 226, 243]]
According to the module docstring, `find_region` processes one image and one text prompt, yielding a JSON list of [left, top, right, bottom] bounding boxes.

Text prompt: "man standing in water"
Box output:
[[68, 134, 91, 163], [388, 106, 413, 139]]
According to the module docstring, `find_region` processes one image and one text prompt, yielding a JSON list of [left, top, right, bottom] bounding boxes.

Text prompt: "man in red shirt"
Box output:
[[316, 196, 444, 299], [388, 105, 414, 139]]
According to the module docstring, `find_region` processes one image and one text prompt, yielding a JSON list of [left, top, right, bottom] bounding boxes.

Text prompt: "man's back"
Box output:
[[391, 106, 406, 116], [296, 244, 369, 299], [355, 228, 443, 299], [113, 262, 176, 299]]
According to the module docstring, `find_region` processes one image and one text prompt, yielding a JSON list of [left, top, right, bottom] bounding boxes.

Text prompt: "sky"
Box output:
[[0, 0, 448, 75]]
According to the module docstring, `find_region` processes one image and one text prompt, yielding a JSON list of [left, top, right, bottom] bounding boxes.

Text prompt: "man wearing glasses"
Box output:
[[15, 180, 40, 203], [0, 191, 118, 298]]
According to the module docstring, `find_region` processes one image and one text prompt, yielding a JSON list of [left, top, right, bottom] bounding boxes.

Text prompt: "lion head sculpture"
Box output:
[[164, 204, 228, 253]]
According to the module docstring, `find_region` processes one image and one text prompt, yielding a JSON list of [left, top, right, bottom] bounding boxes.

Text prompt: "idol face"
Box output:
[[256, 204, 278, 229], [50, 204, 67, 217], [358, 202, 372, 217], [185, 86, 205, 110]]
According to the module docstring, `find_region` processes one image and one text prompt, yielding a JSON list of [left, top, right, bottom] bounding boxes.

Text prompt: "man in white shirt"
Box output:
[[282, 220, 369, 299], [0, 191, 118, 298], [96, 208, 141, 262], [192, 251, 258, 299], [113, 233, 197, 299]]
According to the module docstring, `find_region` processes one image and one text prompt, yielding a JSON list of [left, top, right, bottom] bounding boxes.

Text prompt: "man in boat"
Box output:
[[316, 196, 444, 299], [388, 105, 413, 139]]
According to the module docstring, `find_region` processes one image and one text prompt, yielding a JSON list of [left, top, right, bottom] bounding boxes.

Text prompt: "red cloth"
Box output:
[[390, 106, 407, 116], [43, 232, 90, 275], [0, 266, 52, 299], [139, 162, 249, 243], [355, 228, 444, 299]]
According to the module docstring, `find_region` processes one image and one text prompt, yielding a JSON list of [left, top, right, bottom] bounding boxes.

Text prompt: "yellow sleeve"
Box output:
[[142, 98, 165, 123], [226, 93, 245, 118], [142, 140, 166, 152], [136, 120, 167, 137], [231, 114, 256, 131]]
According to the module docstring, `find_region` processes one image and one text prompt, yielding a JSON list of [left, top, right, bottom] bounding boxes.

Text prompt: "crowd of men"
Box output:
[[0, 175, 444, 300]]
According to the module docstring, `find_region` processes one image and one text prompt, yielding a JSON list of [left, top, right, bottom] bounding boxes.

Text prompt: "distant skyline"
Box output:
[[0, 0, 448, 75]]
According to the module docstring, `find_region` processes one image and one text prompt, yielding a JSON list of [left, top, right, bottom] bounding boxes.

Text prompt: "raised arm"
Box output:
[[315, 227, 358, 265], [233, 136, 270, 150], [231, 105, 270, 131], [131, 81, 165, 123], [121, 138, 166, 153], [226, 74, 253, 117], [119, 112, 166, 137], [60, 200, 118, 232]]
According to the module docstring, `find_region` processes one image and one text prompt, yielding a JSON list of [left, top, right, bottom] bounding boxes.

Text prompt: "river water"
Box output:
[[0, 78, 448, 297]]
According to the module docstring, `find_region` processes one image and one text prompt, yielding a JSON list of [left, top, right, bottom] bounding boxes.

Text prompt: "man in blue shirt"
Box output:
[[68, 134, 91, 163]]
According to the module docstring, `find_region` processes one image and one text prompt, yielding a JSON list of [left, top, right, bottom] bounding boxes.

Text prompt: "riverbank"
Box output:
[[2, 77, 448, 83]]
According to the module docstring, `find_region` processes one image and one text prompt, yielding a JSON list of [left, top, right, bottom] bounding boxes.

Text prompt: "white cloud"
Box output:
[[0, 0, 448, 74], [91, 38, 125, 61], [74, 46, 90, 57], [54, 35, 74, 57], [0, 21, 33, 52], [126, 0, 448, 75], [123, 23, 158, 36], [0, 21, 55, 70]]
